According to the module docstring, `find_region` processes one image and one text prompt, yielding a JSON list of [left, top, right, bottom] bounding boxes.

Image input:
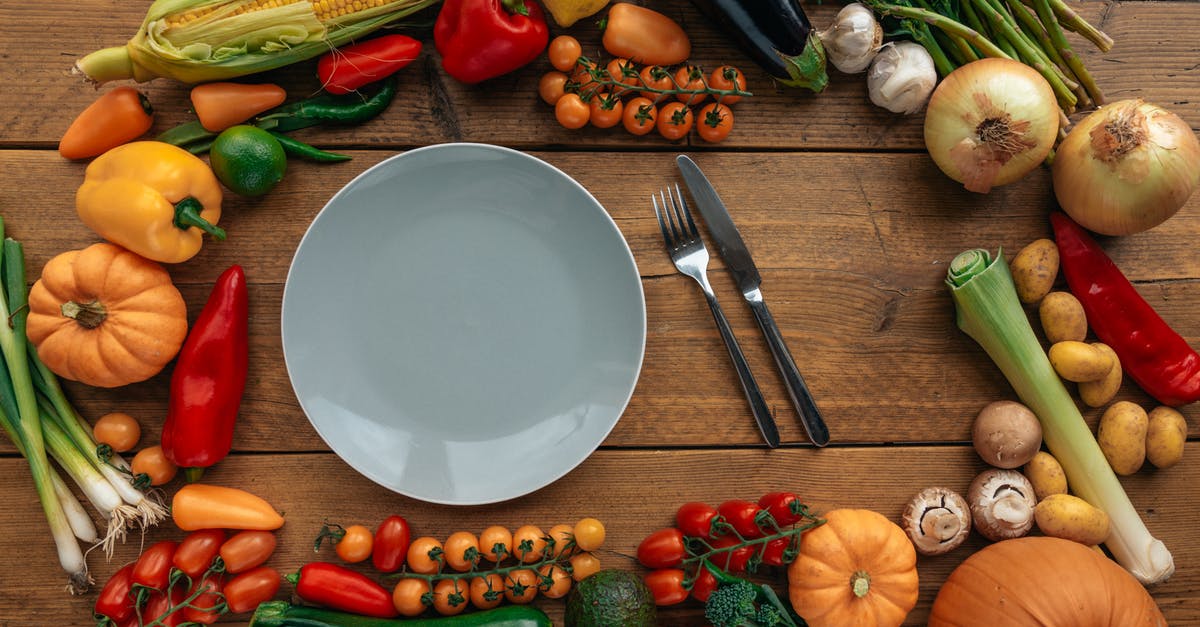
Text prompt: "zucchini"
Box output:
[[250, 601, 553, 627]]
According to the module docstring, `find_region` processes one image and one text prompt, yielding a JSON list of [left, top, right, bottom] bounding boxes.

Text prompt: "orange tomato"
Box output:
[[479, 526, 513, 563], [504, 569, 539, 604], [697, 103, 735, 143], [589, 93, 624, 129], [709, 65, 747, 105], [638, 65, 673, 101], [392, 578, 430, 617], [605, 58, 640, 96], [432, 578, 468, 616], [573, 518, 606, 551], [336, 525, 374, 563], [622, 97, 658, 136], [555, 93, 591, 130], [569, 552, 601, 581], [538, 564, 573, 599], [407, 537, 444, 574], [657, 102, 694, 141], [539, 71, 569, 106], [59, 87, 154, 160], [131, 445, 177, 486], [511, 525, 547, 563], [469, 573, 505, 610], [443, 531, 480, 572], [548, 35, 582, 72], [92, 412, 140, 452], [547, 524, 575, 558], [674, 65, 709, 106]]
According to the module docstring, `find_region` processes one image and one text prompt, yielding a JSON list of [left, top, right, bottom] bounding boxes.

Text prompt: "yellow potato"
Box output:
[[1097, 401, 1148, 475], [1024, 451, 1068, 501], [1048, 341, 1113, 382], [1146, 406, 1187, 469], [1034, 494, 1111, 545], [1078, 343, 1122, 408], [1038, 291, 1087, 344], [1010, 239, 1060, 304]]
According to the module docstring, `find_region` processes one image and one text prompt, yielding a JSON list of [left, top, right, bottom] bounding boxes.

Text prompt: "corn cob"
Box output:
[[74, 0, 439, 84]]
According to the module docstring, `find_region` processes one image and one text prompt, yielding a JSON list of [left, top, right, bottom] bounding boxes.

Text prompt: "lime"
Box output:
[[210, 125, 287, 197]]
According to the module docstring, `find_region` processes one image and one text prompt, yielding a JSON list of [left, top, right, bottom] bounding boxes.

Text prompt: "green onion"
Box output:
[[946, 249, 1174, 584]]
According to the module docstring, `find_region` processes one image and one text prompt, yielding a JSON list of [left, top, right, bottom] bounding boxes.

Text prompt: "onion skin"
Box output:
[[924, 58, 1059, 193], [1052, 99, 1200, 235]]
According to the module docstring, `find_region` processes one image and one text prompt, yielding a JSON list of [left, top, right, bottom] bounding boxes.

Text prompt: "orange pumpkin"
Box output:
[[27, 243, 188, 388], [929, 536, 1166, 626], [788, 508, 919, 627]]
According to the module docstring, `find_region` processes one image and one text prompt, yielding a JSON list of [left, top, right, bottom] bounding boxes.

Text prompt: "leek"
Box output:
[[946, 249, 1174, 584]]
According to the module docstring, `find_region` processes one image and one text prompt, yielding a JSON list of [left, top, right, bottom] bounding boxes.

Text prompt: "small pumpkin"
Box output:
[[929, 536, 1166, 626], [27, 243, 188, 388], [788, 508, 919, 627]]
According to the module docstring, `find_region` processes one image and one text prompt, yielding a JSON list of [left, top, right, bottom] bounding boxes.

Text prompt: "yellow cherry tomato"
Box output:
[[392, 578, 431, 617], [547, 524, 575, 558], [407, 537, 444, 574], [479, 526, 512, 563], [569, 552, 601, 581], [131, 445, 177, 486], [92, 412, 141, 452], [443, 531, 480, 572], [336, 524, 374, 563], [511, 525, 547, 563], [573, 518, 606, 551]]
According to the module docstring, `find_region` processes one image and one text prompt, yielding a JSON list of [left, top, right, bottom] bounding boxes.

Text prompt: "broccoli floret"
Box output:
[[755, 602, 785, 626], [704, 578, 760, 627]]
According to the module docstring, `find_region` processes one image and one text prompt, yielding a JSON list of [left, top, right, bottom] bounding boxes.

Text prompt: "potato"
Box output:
[[1078, 343, 1122, 408], [1010, 239, 1060, 304], [1048, 341, 1113, 382], [1097, 401, 1148, 475], [1034, 493, 1111, 545], [1146, 406, 1187, 469], [1038, 291, 1087, 344], [1024, 451, 1068, 501]]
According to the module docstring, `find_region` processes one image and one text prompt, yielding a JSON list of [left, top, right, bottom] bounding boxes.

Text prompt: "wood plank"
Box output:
[[0, 447, 1194, 625], [0, 2, 1197, 151]]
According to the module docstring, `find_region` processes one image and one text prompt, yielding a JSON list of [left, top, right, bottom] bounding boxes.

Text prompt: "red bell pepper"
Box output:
[[1050, 212, 1200, 406], [161, 265, 249, 482], [434, 0, 550, 84], [286, 562, 398, 618], [318, 34, 422, 95]]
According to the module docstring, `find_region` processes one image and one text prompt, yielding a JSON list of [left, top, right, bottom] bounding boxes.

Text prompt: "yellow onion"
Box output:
[[924, 58, 1060, 193], [1052, 99, 1200, 235]]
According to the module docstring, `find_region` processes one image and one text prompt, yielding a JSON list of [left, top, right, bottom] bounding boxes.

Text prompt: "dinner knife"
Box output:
[[677, 155, 831, 447]]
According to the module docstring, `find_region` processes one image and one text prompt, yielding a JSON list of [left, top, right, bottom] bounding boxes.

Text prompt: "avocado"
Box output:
[[564, 569, 658, 627]]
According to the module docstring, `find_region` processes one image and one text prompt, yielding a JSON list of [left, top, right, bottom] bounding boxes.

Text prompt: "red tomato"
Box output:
[[676, 502, 720, 539], [710, 535, 756, 573], [174, 529, 226, 580], [644, 569, 689, 606], [373, 515, 412, 573], [181, 575, 224, 625], [708, 65, 747, 105], [94, 564, 136, 623], [224, 566, 282, 614], [132, 541, 178, 590], [142, 587, 185, 627], [718, 499, 766, 538], [636, 528, 686, 569], [220, 530, 277, 574], [761, 537, 794, 567], [318, 35, 422, 95], [759, 492, 804, 527], [689, 564, 718, 602]]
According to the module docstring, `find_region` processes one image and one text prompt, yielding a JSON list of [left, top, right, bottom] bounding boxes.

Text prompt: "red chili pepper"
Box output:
[[132, 541, 179, 591], [434, 0, 550, 84], [161, 265, 248, 482], [1050, 212, 1200, 406], [287, 562, 398, 618], [95, 563, 137, 623], [318, 35, 422, 95]]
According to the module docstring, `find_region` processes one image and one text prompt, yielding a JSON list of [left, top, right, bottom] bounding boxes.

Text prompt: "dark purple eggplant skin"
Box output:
[[690, 0, 828, 92]]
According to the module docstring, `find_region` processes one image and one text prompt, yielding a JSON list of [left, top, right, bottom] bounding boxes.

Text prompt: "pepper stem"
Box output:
[[501, 0, 529, 16], [60, 300, 106, 329], [184, 467, 205, 483], [174, 197, 226, 241], [850, 570, 871, 598]]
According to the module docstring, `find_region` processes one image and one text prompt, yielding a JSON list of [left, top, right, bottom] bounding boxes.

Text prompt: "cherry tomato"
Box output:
[[432, 578, 468, 616], [469, 573, 505, 610], [555, 93, 590, 130], [511, 525, 547, 563], [690, 565, 718, 602], [173, 529, 226, 580], [538, 564, 573, 599], [548, 35, 582, 72], [656, 102, 694, 141], [759, 491, 805, 527], [709, 65, 747, 105], [718, 499, 766, 538], [538, 71, 569, 106], [224, 566, 281, 614], [407, 537, 444, 574], [638, 65, 673, 101], [589, 93, 624, 129], [92, 412, 140, 452], [131, 445, 177, 486], [569, 61, 599, 97], [569, 552, 601, 581], [219, 530, 277, 574], [676, 502, 720, 539], [392, 577, 431, 617], [504, 569, 538, 604], [674, 65, 708, 105], [710, 535, 756, 572], [181, 575, 224, 625], [479, 526, 512, 563], [605, 58, 640, 96], [636, 528, 686, 569], [547, 524, 575, 558], [644, 569, 689, 606], [336, 525, 374, 564], [142, 586, 185, 627], [622, 97, 658, 136], [697, 103, 734, 143], [761, 537, 795, 567], [132, 540, 178, 590], [443, 531, 480, 572], [373, 515, 411, 573], [572, 517, 606, 552], [94, 563, 137, 622]]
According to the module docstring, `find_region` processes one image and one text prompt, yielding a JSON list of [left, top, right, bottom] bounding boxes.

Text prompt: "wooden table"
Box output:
[[2, 1, 1198, 624]]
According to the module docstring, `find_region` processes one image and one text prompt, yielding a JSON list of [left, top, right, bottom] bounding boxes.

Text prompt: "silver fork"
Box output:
[[653, 185, 780, 448]]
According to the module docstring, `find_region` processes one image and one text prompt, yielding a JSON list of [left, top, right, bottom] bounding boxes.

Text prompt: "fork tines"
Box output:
[[653, 184, 700, 249]]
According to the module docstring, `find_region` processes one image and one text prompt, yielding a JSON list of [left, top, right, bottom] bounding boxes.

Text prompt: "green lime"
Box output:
[[210, 125, 287, 197]]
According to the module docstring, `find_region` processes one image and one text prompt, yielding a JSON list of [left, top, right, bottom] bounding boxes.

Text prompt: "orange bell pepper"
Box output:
[[172, 484, 285, 531], [190, 82, 287, 132]]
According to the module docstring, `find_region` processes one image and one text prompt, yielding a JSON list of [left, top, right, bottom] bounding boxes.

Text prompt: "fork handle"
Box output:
[[746, 292, 830, 447], [703, 292, 780, 448]]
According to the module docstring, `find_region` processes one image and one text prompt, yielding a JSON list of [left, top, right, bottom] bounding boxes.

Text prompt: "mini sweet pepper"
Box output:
[[76, 140, 225, 264], [434, 0, 550, 84]]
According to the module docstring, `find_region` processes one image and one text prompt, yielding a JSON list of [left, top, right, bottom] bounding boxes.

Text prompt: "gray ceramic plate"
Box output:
[[281, 143, 646, 505]]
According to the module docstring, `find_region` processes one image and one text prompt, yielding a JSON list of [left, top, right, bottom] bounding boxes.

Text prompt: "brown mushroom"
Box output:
[[972, 400, 1043, 469], [968, 468, 1037, 541], [902, 487, 972, 555]]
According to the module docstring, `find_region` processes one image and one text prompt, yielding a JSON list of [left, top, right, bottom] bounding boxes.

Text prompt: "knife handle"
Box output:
[[746, 291, 830, 447], [702, 291, 780, 449]]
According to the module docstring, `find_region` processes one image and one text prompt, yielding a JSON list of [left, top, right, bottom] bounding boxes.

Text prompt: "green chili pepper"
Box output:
[[157, 120, 217, 150], [268, 132, 352, 162], [257, 75, 398, 132]]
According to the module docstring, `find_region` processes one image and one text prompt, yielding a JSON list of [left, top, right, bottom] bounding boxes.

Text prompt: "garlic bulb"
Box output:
[[819, 3, 883, 74], [868, 42, 938, 115]]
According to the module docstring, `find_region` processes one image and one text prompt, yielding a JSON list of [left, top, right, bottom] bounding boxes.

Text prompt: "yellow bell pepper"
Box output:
[[543, 0, 610, 27], [76, 141, 224, 264]]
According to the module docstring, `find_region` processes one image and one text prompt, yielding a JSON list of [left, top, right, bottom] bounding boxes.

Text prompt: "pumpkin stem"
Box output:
[[61, 300, 107, 329], [174, 197, 227, 241], [850, 570, 871, 598]]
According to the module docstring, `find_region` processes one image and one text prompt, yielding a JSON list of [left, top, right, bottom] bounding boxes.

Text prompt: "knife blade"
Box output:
[[677, 155, 831, 446]]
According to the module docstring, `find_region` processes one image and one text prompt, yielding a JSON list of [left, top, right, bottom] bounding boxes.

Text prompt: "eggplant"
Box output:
[[691, 0, 829, 93]]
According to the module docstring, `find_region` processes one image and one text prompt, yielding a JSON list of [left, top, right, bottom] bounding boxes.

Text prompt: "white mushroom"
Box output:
[[972, 400, 1043, 469], [902, 487, 972, 555], [968, 469, 1037, 541]]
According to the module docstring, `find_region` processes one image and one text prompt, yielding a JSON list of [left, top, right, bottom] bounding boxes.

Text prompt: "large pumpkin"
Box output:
[[929, 536, 1166, 626], [27, 243, 188, 388], [788, 508, 919, 627]]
